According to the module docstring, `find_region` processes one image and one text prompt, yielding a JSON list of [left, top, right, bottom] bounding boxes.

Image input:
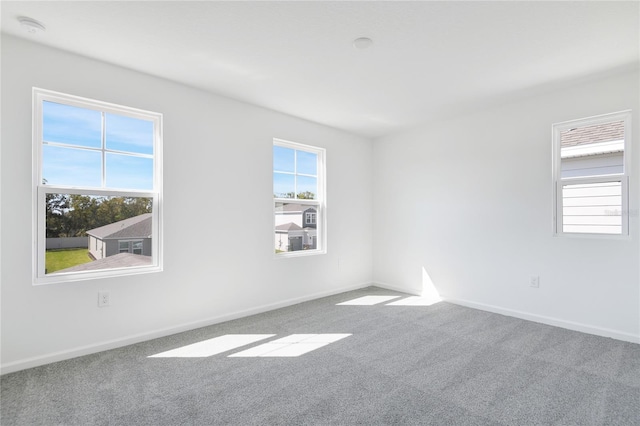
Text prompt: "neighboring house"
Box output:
[[87, 213, 152, 260], [274, 204, 317, 252], [560, 120, 624, 178]]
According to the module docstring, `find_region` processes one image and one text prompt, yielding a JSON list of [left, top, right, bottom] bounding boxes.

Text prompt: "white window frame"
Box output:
[[33, 88, 163, 284], [273, 138, 326, 257], [552, 110, 631, 238], [305, 211, 317, 225]]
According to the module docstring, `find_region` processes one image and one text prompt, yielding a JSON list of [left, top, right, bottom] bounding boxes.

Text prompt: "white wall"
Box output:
[[0, 36, 373, 373], [373, 69, 640, 342]]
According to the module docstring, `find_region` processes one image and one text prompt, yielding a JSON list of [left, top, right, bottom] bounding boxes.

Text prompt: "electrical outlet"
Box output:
[[530, 276, 540, 288], [98, 291, 110, 307]]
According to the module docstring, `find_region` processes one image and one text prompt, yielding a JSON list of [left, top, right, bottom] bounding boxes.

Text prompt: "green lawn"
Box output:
[[46, 248, 92, 273]]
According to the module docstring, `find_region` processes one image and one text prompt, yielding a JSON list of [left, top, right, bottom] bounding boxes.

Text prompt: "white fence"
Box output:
[[46, 237, 88, 250]]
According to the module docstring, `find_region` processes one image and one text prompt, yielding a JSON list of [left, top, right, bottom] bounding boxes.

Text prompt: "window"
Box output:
[[132, 241, 144, 255], [118, 240, 144, 255], [33, 88, 162, 283], [273, 139, 325, 255], [552, 111, 631, 236], [305, 211, 317, 226]]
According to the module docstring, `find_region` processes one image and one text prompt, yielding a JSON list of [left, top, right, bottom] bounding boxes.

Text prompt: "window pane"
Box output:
[[275, 201, 319, 253], [274, 146, 295, 173], [106, 113, 154, 155], [43, 145, 102, 187], [44, 194, 153, 274], [106, 153, 153, 190], [560, 121, 624, 178], [562, 181, 622, 235], [43, 101, 102, 148], [297, 176, 317, 200], [296, 151, 317, 176], [274, 173, 295, 198]]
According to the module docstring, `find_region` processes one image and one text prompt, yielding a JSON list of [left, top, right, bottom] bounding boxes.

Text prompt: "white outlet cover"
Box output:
[[530, 276, 540, 288], [98, 291, 110, 307]]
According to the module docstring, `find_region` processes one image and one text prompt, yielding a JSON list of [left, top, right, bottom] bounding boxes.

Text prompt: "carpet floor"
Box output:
[[2, 286, 639, 425]]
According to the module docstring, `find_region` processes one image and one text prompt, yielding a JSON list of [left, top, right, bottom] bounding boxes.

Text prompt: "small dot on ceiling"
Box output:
[[353, 37, 373, 50], [18, 17, 46, 35]]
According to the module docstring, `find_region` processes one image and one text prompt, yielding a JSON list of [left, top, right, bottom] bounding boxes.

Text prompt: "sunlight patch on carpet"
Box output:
[[148, 334, 275, 358], [228, 334, 351, 357], [336, 295, 401, 305]]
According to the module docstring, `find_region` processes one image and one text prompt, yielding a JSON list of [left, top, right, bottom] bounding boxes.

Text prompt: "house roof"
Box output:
[[561, 121, 624, 148], [276, 222, 303, 231], [55, 253, 152, 273], [86, 213, 152, 239]]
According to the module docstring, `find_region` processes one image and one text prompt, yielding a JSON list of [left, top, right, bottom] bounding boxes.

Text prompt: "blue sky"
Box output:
[[273, 146, 317, 198], [42, 101, 154, 190]]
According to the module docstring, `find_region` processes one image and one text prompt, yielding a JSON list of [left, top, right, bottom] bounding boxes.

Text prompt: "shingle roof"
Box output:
[[55, 253, 152, 273], [276, 222, 302, 231], [561, 121, 624, 148], [86, 213, 152, 239]]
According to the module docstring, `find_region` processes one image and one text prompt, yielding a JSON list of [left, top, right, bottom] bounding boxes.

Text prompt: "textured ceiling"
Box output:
[[1, 1, 638, 138]]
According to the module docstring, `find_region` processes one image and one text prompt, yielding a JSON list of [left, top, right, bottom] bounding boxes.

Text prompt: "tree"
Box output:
[[45, 193, 70, 237], [122, 197, 152, 217], [67, 195, 100, 237], [45, 195, 153, 238], [273, 191, 315, 199], [297, 191, 315, 200]]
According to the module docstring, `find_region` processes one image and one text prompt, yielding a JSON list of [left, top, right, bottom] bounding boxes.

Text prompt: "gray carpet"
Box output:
[[2, 286, 639, 425]]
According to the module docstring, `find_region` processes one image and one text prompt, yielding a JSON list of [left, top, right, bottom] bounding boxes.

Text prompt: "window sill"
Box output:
[[553, 232, 631, 241], [274, 249, 326, 259], [33, 265, 162, 286]]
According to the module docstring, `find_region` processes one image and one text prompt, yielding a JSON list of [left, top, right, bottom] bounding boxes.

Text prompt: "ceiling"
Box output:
[[1, 1, 638, 139]]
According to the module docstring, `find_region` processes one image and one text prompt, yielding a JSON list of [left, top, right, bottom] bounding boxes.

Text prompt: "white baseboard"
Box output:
[[1, 282, 372, 375], [443, 296, 640, 344], [371, 281, 639, 343]]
